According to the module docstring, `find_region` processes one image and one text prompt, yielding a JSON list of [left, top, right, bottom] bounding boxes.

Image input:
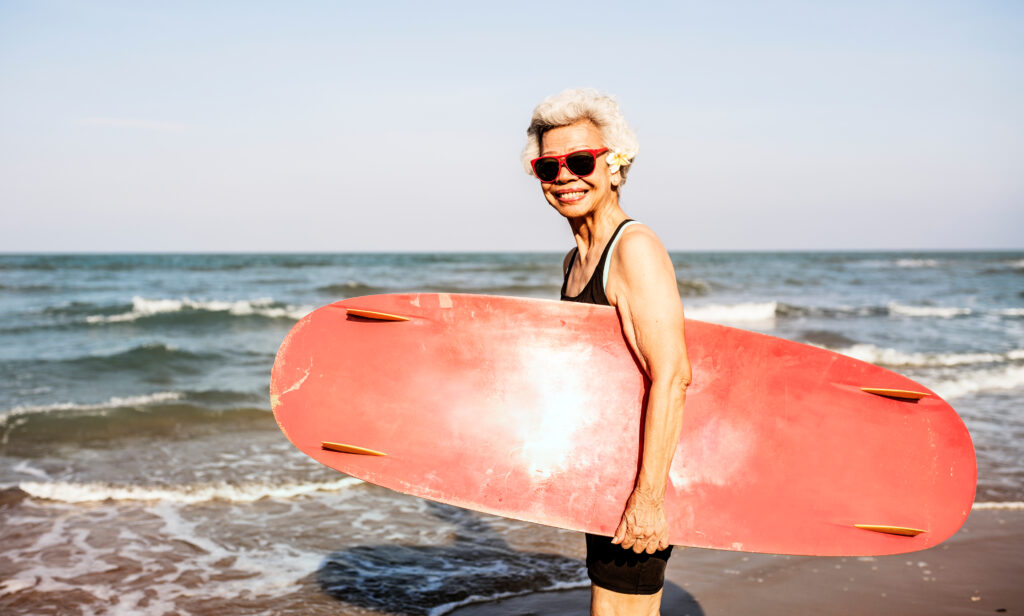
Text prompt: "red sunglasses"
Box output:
[[530, 148, 609, 182]]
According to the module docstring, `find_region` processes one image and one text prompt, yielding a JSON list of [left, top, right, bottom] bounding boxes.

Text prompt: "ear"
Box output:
[[610, 169, 621, 188]]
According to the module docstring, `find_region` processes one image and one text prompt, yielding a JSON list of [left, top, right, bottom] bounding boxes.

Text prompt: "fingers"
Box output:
[[627, 527, 650, 553], [627, 530, 670, 554], [611, 519, 627, 545]]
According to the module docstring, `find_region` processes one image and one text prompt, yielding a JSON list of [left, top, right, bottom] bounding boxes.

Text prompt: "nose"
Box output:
[[555, 159, 576, 182]]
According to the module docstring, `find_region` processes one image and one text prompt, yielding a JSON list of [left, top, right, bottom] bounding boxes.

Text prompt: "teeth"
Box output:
[[559, 191, 585, 199]]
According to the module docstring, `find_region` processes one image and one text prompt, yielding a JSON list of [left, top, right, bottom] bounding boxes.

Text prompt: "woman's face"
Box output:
[[537, 121, 618, 220]]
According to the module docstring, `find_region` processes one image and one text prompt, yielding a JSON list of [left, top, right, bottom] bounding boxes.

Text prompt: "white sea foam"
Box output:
[[836, 344, 1021, 368], [86, 296, 312, 324], [0, 499, 326, 607], [19, 476, 364, 504], [972, 502, 1024, 510], [888, 303, 972, 318], [3, 391, 184, 416], [686, 302, 778, 325], [894, 258, 940, 268], [12, 460, 50, 480], [998, 308, 1024, 317], [0, 392, 185, 441], [931, 365, 1024, 400]]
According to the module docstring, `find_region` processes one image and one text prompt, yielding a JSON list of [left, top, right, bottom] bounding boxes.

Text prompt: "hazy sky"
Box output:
[[1, 1, 1021, 252]]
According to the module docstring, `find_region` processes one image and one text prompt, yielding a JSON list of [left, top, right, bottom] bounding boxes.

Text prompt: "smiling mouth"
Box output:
[[555, 190, 586, 202]]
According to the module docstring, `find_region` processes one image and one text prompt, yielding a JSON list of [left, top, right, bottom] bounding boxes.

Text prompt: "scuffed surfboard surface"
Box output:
[[271, 293, 976, 556]]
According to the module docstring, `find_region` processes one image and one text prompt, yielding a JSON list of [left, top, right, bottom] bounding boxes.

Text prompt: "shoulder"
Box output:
[[605, 223, 684, 351], [606, 223, 677, 308], [611, 223, 672, 274]]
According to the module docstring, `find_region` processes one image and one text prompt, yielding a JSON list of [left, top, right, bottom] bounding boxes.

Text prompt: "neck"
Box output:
[[568, 202, 628, 262]]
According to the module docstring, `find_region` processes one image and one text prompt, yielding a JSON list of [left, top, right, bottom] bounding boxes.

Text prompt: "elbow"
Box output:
[[651, 361, 691, 391], [674, 364, 692, 391], [676, 372, 692, 392]]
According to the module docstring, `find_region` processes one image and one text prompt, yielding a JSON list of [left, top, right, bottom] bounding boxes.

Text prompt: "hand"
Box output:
[[611, 487, 670, 554]]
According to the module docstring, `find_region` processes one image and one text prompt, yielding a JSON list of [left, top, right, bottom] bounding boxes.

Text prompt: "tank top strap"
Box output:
[[600, 220, 640, 294], [560, 219, 638, 305]]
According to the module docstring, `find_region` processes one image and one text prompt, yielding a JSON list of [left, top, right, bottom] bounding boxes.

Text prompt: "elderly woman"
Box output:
[[522, 89, 691, 615]]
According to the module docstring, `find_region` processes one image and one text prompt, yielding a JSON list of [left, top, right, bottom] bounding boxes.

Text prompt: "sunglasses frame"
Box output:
[[530, 148, 609, 183]]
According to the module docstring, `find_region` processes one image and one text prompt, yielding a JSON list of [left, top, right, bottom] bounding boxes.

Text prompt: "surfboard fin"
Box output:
[[861, 387, 930, 400], [321, 441, 387, 456], [345, 308, 410, 322], [854, 524, 926, 537]]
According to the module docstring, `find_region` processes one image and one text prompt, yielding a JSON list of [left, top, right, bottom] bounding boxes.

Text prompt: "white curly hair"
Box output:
[[521, 88, 639, 187]]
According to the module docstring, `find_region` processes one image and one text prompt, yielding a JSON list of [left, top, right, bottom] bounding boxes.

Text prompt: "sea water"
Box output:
[[1, 252, 1021, 614]]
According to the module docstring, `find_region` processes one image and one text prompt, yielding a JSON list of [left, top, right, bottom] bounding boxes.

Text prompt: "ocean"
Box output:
[[1, 251, 1021, 615]]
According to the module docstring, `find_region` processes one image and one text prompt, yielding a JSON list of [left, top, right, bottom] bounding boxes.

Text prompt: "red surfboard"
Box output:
[[271, 293, 976, 556]]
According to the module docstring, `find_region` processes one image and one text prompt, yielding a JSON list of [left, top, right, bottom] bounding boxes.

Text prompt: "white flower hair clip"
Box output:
[[606, 151, 635, 174]]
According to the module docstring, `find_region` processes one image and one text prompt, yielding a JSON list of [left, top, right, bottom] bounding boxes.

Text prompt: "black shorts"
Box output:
[[585, 533, 673, 595]]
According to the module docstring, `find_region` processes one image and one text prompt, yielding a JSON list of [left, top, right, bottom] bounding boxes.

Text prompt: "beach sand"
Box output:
[[450, 508, 1022, 615]]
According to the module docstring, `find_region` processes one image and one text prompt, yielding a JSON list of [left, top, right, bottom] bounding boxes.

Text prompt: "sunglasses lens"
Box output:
[[533, 158, 560, 182], [565, 151, 597, 177]]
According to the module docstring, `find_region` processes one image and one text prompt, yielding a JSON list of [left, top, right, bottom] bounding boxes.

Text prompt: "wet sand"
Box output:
[[451, 508, 1022, 615]]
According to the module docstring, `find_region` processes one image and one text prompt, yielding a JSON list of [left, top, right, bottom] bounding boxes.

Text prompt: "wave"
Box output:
[[835, 345, 1024, 368], [930, 364, 1024, 400], [677, 278, 711, 297], [62, 342, 217, 370], [687, 301, 875, 324], [0, 391, 185, 444], [888, 303, 972, 318], [686, 302, 779, 324], [720, 301, 1016, 321], [894, 258, 940, 268], [85, 296, 313, 324], [776, 303, 887, 318], [1, 393, 274, 450], [16, 476, 363, 504], [446, 284, 562, 297], [797, 330, 859, 348], [316, 281, 389, 296], [318, 283, 568, 299], [685, 300, 883, 323], [2, 391, 185, 422], [855, 257, 943, 269], [0, 283, 58, 293], [43, 300, 115, 318], [972, 502, 1024, 510]]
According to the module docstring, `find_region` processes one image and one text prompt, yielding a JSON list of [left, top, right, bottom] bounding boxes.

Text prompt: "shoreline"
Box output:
[[449, 508, 1023, 615]]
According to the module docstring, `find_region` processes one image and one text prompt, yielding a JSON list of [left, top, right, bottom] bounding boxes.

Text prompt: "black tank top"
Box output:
[[560, 219, 635, 306]]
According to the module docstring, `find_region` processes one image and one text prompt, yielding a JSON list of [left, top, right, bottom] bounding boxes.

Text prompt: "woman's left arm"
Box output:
[[605, 227, 691, 554]]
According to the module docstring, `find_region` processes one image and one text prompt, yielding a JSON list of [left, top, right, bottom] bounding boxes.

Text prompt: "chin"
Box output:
[[550, 198, 593, 218]]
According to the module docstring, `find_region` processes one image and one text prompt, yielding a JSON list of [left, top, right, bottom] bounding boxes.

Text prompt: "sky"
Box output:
[[1, 1, 1021, 252]]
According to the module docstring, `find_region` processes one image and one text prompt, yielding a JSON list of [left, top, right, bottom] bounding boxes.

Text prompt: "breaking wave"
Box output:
[[0, 393, 273, 449], [686, 302, 779, 324], [930, 364, 1024, 400], [887, 303, 973, 318], [836, 345, 1024, 368], [85, 296, 313, 324], [17, 476, 363, 504]]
